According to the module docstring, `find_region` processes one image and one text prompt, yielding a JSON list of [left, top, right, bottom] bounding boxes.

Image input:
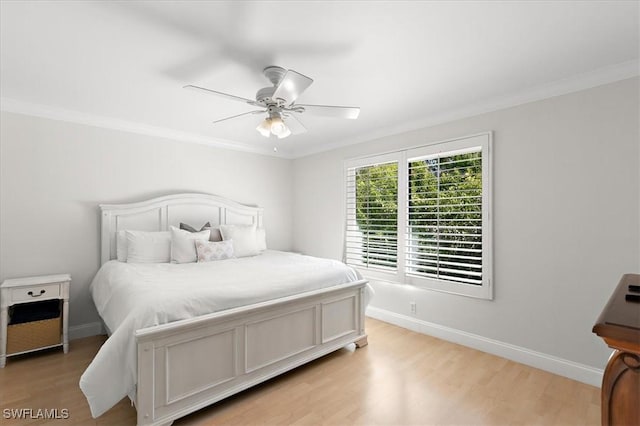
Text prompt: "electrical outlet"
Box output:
[[410, 302, 417, 315]]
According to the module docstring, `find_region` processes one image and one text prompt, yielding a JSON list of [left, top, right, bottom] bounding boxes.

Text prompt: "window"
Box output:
[[345, 133, 492, 299], [345, 155, 398, 271], [406, 148, 483, 285]]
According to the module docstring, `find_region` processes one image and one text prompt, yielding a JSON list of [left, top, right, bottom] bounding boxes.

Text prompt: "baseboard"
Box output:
[[69, 322, 104, 340], [366, 306, 603, 387]]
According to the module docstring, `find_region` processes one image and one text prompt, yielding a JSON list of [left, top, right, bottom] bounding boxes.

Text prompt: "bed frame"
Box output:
[[99, 193, 368, 426]]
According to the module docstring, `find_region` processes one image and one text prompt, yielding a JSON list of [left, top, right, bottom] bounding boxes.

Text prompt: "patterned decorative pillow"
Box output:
[[180, 222, 222, 242], [195, 239, 234, 262]]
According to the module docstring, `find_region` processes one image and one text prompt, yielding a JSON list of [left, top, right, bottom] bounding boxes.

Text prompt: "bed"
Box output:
[[79, 193, 369, 426]]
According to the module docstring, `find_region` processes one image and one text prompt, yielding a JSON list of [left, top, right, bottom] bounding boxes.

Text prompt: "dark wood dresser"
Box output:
[[592, 274, 640, 426]]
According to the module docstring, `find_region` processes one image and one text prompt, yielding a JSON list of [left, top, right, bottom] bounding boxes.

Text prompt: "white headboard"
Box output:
[[100, 193, 264, 265]]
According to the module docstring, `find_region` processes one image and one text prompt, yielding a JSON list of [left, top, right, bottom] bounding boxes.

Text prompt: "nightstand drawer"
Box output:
[[11, 283, 61, 303]]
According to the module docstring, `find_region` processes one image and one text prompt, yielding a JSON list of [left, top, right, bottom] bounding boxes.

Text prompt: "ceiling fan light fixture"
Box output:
[[277, 126, 292, 139], [256, 114, 291, 139], [271, 115, 291, 138], [256, 118, 272, 137]]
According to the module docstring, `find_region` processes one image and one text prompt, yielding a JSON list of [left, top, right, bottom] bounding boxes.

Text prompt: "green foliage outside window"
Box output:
[[354, 163, 398, 269]]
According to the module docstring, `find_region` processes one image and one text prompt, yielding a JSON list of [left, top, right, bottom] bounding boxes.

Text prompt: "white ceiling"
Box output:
[[1, 1, 638, 158]]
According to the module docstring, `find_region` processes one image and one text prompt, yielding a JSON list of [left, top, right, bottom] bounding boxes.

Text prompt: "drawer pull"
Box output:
[[27, 290, 46, 297]]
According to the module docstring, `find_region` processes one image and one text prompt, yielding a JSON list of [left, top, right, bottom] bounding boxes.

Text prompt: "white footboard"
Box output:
[[135, 280, 368, 426]]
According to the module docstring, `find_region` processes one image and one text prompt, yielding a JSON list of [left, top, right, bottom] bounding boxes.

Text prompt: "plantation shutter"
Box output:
[[406, 148, 483, 285], [345, 160, 398, 271]]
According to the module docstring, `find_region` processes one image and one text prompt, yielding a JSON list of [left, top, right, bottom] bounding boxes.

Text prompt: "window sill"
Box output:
[[353, 267, 493, 300]]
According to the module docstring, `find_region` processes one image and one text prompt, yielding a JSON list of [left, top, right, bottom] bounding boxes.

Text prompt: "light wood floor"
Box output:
[[0, 318, 600, 425]]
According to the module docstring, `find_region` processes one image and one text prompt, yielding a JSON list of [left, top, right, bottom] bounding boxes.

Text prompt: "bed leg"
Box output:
[[354, 335, 368, 348]]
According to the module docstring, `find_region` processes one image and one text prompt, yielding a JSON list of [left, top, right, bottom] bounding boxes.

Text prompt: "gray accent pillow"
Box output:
[[179, 222, 210, 233], [179, 222, 222, 242]]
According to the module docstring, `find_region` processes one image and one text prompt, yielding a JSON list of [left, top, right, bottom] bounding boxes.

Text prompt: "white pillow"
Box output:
[[170, 226, 210, 264], [195, 239, 234, 262], [116, 230, 128, 262], [219, 224, 259, 258], [256, 228, 267, 252], [126, 231, 171, 263]]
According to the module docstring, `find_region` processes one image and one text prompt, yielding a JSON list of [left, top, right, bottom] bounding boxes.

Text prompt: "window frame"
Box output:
[[344, 152, 403, 283], [344, 132, 493, 300]]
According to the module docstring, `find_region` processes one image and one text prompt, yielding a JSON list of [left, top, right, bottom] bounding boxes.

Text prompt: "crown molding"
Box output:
[[2, 60, 637, 160], [292, 59, 640, 158], [0, 97, 294, 159]]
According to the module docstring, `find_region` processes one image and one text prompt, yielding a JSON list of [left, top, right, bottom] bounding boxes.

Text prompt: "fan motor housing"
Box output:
[[263, 66, 287, 85], [256, 86, 275, 103], [256, 86, 288, 108], [256, 66, 289, 106]]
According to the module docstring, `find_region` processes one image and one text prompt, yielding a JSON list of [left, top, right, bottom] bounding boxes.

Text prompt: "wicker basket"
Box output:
[[7, 316, 61, 355]]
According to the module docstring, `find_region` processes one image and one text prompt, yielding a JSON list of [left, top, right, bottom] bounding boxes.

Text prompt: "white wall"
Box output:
[[1, 77, 637, 382], [0, 111, 293, 331], [292, 77, 640, 375]]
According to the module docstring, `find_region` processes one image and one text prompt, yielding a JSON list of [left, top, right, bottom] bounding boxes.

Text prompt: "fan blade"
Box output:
[[212, 110, 265, 124], [283, 113, 307, 135], [272, 70, 313, 105], [184, 85, 259, 106], [296, 104, 360, 119]]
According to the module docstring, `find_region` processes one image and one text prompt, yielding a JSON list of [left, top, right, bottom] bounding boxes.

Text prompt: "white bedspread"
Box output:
[[79, 250, 367, 418]]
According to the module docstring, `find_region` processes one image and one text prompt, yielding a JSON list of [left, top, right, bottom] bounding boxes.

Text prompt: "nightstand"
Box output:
[[0, 274, 71, 367]]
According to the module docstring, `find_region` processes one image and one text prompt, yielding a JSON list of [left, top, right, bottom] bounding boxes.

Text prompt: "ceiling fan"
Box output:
[[184, 66, 360, 139]]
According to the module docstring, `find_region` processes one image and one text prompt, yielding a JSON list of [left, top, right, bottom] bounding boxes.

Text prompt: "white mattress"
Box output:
[[79, 250, 367, 418]]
